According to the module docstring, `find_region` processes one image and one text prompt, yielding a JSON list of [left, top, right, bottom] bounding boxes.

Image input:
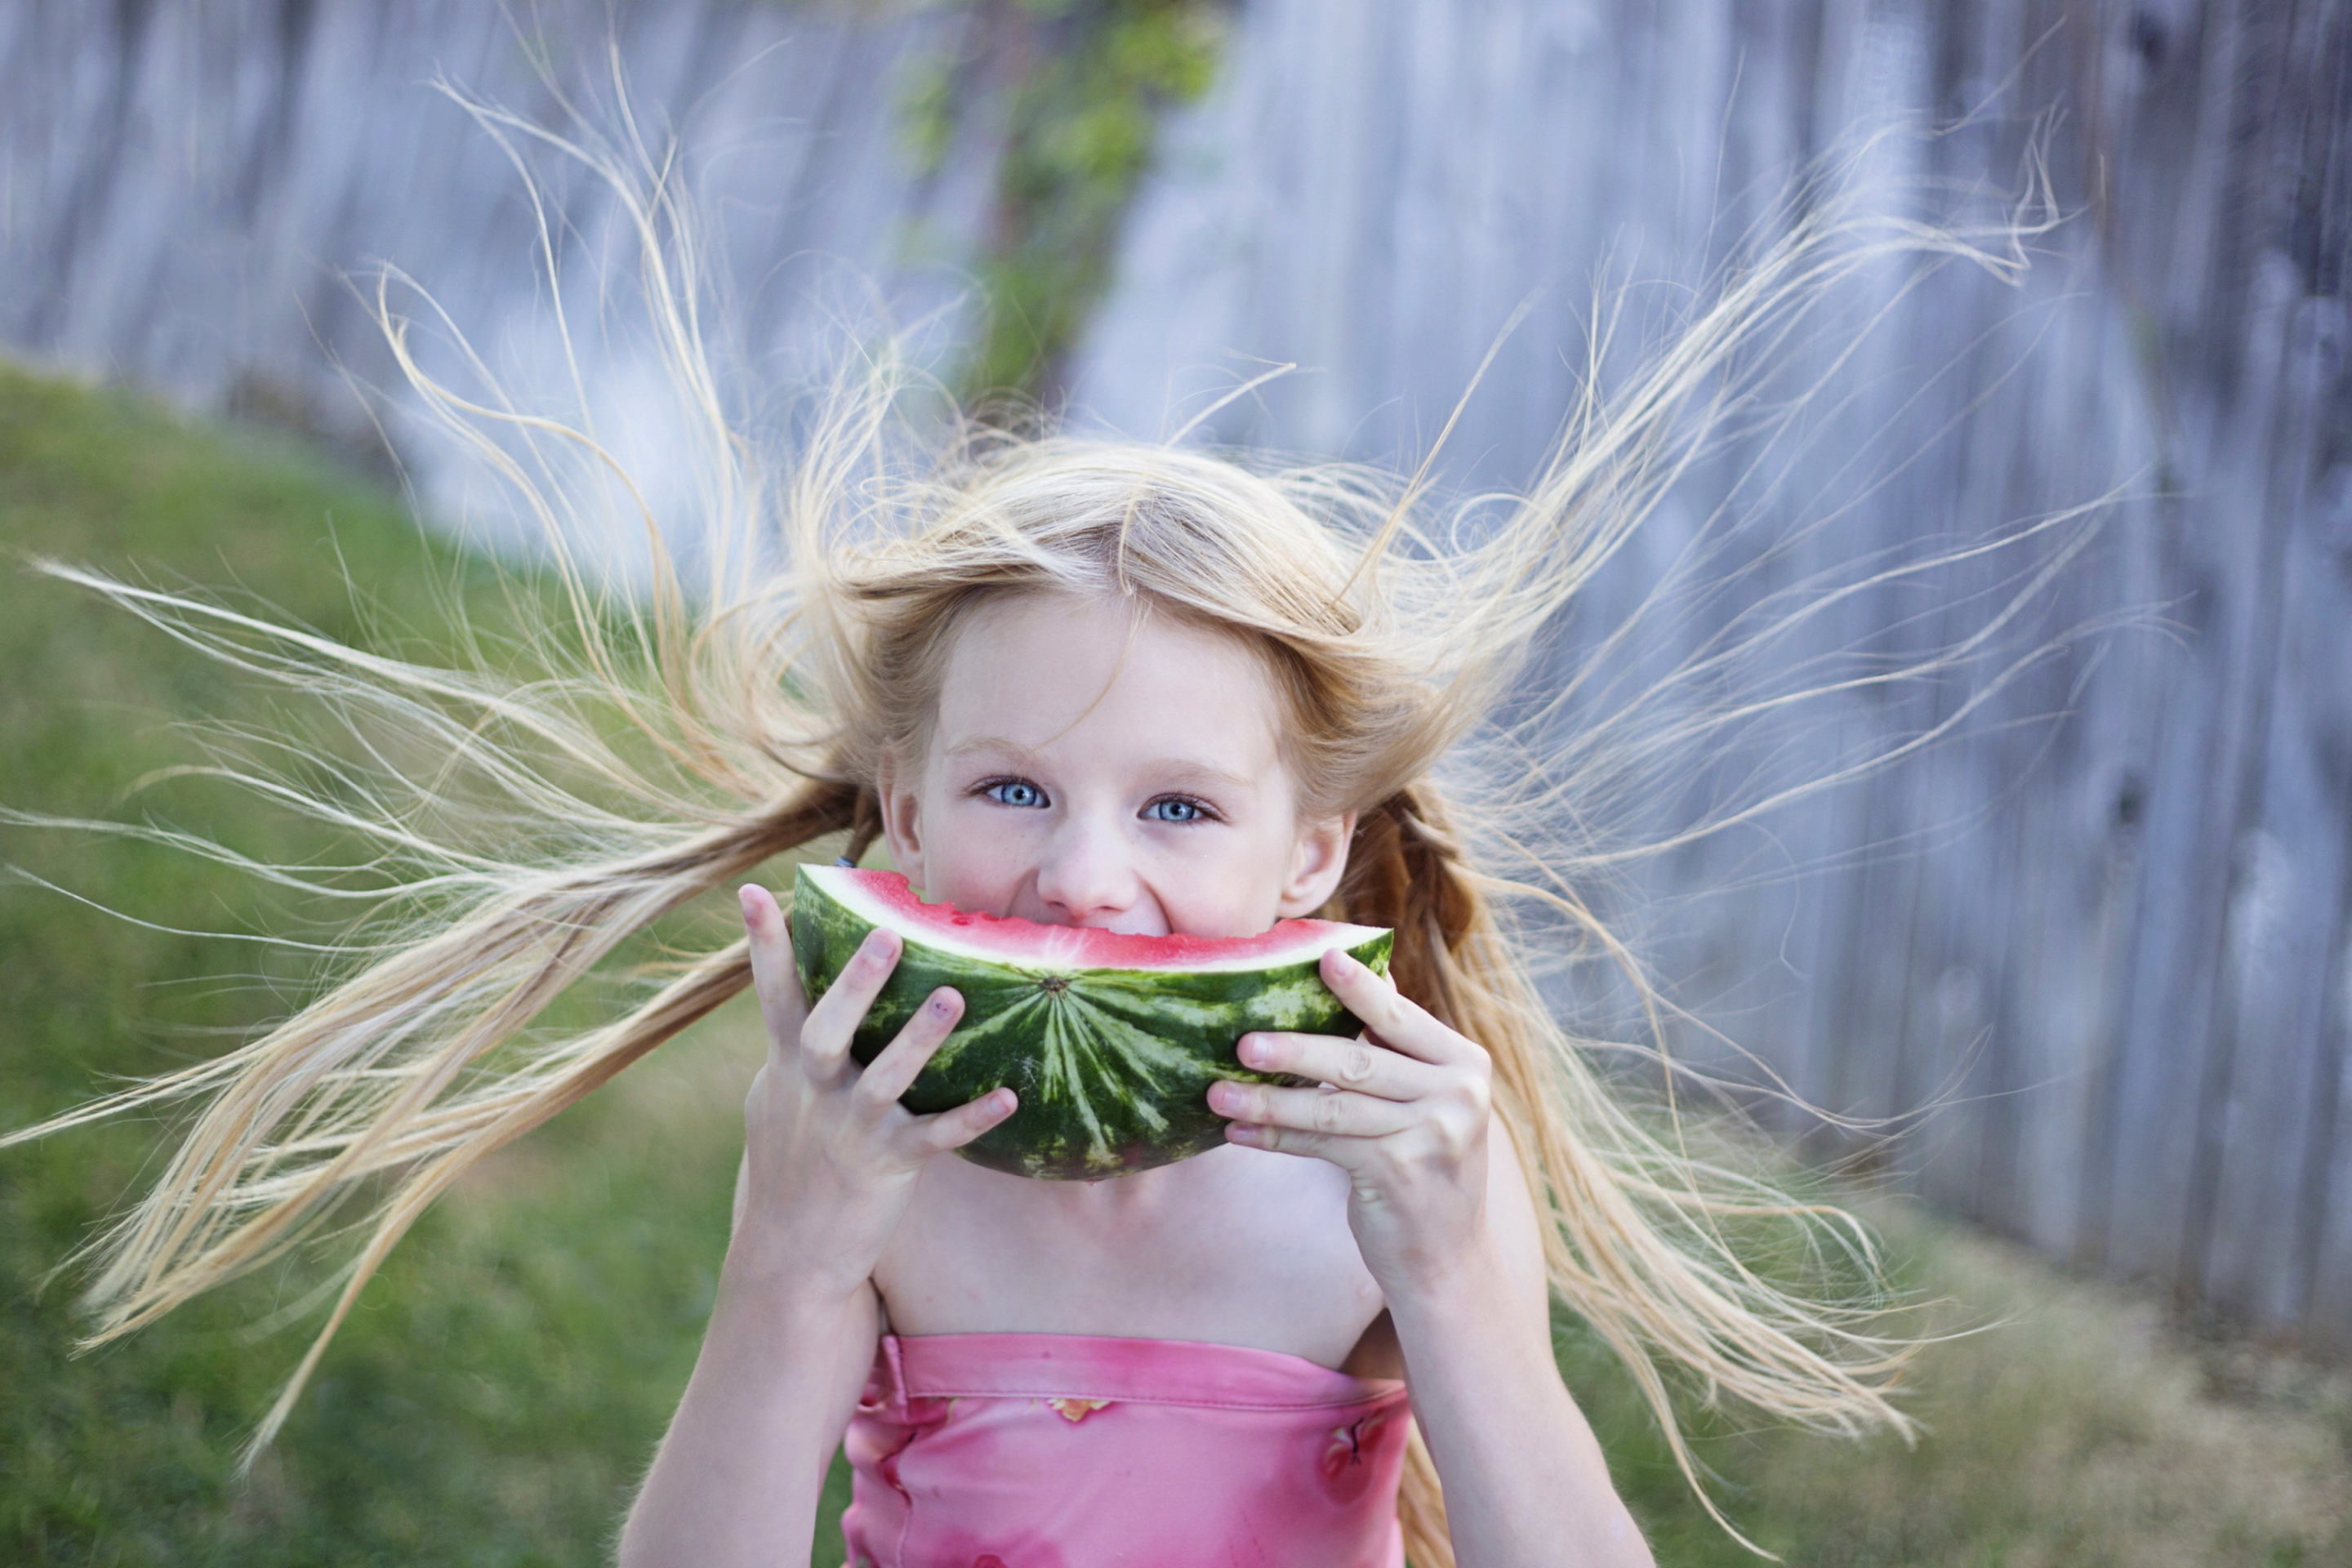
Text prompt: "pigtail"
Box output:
[[1324, 792, 1468, 1567], [1396, 1430, 1455, 1568], [842, 786, 885, 866], [9, 773, 862, 1459], [1330, 789, 1476, 1028], [1330, 779, 1913, 1558]]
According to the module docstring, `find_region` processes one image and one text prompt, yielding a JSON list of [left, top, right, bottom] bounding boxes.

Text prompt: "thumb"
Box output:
[[740, 884, 810, 1058], [909, 1089, 1018, 1158]]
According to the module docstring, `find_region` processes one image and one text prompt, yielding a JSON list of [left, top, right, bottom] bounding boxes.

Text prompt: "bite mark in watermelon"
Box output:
[[787, 865, 1393, 1180]]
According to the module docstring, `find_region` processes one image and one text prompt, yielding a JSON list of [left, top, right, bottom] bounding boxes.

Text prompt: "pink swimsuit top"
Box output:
[[843, 1333, 1410, 1568]]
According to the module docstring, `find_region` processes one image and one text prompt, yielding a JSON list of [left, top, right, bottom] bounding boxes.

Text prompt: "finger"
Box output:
[[856, 987, 965, 1107], [1239, 1030, 1437, 1102], [797, 924, 904, 1069], [739, 884, 809, 1054], [1209, 1078, 1415, 1139], [1223, 1116, 1348, 1165], [1321, 947, 1468, 1065], [906, 1087, 1018, 1157]]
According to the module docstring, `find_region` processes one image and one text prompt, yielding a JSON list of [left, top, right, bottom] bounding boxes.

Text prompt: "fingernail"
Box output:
[[929, 990, 958, 1018], [1226, 1122, 1258, 1145]]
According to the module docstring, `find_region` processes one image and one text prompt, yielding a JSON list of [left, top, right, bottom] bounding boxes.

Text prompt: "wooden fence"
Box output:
[[5, 0, 2345, 1347], [1075, 0, 2352, 1348]]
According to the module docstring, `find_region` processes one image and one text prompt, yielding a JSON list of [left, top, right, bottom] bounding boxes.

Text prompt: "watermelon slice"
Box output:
[[787, 864, 1393, 1180]]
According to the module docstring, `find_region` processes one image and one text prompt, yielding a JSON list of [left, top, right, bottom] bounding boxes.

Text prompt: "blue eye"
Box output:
[[982, 779, 1049, 809], [1143, 796, 1209, 824]]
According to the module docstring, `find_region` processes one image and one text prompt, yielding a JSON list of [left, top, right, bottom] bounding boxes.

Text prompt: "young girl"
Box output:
[[622, 469, 1655, 1567], [7, 141, 1977, 1566]]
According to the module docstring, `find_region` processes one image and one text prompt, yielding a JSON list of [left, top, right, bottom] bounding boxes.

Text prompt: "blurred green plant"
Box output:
[[902, 0, 1227, 408]]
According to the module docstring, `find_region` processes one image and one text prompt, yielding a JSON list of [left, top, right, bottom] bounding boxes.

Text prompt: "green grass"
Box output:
[[1566, 1203, 2350, 1566], [1, 363, 2344, 1565], [0, 363, 847, 1566]]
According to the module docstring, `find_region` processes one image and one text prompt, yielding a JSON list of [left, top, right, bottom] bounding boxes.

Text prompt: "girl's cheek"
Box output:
[[920, 799, 1040, 916], [1151, 855, 1294, 941]]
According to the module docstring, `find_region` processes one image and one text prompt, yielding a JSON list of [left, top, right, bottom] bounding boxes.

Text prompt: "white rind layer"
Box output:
[[802, 863, 1383, 973]]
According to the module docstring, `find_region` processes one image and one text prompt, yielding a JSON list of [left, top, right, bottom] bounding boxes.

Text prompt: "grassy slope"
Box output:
[[0, 363, 2343, 1565]]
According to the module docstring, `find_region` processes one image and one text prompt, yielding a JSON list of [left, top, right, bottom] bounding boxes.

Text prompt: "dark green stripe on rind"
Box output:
[[787, 865, 1393, 1180]]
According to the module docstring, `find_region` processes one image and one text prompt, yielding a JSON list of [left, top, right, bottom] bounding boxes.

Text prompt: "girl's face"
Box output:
[[880, 593, 1354, 938]]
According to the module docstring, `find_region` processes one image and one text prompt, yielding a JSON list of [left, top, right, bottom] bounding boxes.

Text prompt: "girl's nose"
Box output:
[[1031, 815, 1139, 927]]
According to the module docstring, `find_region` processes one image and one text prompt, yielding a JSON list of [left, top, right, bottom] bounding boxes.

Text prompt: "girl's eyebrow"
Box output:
[[1149, 760, 1257, 795], [942, 735, 1040, 763], [941, 738, 1256, 795]]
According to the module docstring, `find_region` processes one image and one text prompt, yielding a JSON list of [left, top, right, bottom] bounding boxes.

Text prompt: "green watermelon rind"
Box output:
[[786, 865, 1394, 1180]]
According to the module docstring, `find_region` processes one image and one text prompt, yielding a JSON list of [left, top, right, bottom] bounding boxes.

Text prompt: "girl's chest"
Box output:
[[871, 1143, 1392, 1372]]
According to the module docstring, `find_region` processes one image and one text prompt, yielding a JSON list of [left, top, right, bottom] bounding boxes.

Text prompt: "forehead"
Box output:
[[931, 594, 1284, 773]]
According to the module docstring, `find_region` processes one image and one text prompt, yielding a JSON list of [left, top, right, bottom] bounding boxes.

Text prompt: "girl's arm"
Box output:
[[1210, 948, 1655, 1568], [616, 1267, 879, 1566], [617, 887, 1014, 1568], [1383, 1117, 1650, 1566]]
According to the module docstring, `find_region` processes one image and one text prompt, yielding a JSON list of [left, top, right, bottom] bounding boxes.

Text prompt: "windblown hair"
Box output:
[[2, 96, 2075, 1563]]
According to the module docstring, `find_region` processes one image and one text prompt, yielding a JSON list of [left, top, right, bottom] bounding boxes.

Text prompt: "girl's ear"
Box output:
[[1276, 810, 1356, 919], [876, 755, 928, 893]]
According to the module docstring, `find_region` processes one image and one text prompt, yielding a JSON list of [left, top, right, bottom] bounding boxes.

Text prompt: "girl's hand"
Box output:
[[730, 883, 1016, 1300], [1209, 947, 1495, 1297]]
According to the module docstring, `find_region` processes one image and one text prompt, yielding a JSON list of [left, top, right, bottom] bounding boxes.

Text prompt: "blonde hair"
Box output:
[[3, 106, 2069, 1562]]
